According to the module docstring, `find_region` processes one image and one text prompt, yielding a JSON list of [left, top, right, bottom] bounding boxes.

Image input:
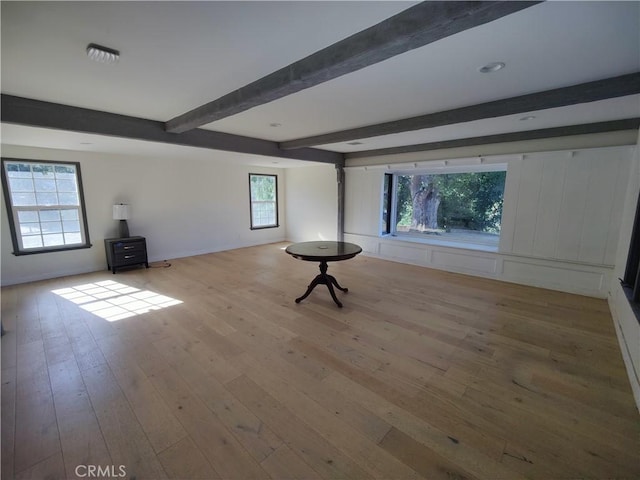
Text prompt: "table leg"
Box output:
[[295, 260, 348, 307], [327, 274, 348, 293]]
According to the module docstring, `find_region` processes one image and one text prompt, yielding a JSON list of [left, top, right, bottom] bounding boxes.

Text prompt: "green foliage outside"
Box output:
[[250, 174, 276, 201], [396, 171, 506, 234]]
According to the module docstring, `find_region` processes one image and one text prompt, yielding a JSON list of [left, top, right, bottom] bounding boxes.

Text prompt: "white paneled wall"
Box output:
[[501, 148, 630, 265], [345, 145, 634, 297]]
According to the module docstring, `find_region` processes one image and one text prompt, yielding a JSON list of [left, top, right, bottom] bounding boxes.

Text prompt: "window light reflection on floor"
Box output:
[[52, 280, 182, 322]]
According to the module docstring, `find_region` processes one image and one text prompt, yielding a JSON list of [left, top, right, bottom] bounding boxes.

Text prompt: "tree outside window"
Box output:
[[386, 169, 506, 247], [249, 174, 279, 229]]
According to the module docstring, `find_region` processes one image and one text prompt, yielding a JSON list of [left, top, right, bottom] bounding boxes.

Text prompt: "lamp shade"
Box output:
[[113, 204, 130, 220]]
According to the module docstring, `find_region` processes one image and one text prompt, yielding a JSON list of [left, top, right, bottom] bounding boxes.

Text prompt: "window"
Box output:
[[249, 173, 279, 229], [1, 159, 91, 255], [622, 192, 640, 321], [383, 167, 506, 248]]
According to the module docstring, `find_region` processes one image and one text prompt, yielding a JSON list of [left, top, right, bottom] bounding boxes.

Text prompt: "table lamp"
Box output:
[[113, 203, 131, 238]]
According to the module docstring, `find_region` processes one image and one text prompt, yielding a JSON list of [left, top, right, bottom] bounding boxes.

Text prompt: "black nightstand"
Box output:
[[104, 236, 149, 274]]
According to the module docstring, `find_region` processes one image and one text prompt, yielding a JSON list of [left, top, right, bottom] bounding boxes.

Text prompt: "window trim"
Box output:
[[382, 173, 393, 235], [248, 173, 279, 230], [1, 158, 92, 255]]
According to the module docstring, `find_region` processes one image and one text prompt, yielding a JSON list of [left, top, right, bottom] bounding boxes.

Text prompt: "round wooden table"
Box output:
[[285, 241, 362, 307]]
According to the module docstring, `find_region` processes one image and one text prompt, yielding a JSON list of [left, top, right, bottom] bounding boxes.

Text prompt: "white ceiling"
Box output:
[[1, 1, 639, 166]]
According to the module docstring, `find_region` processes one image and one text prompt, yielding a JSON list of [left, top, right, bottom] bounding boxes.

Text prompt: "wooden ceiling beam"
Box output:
[[345, 118, 640, 159], [281, 73, 640, 150], [0, 95, 343, 165], [165, 1, 541, 134]]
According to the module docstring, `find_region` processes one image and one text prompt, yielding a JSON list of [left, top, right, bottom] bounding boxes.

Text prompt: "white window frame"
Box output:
[[1, 158, 92, 255]]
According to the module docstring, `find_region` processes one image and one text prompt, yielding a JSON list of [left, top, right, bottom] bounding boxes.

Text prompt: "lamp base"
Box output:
[[118, 219, 130, 238]]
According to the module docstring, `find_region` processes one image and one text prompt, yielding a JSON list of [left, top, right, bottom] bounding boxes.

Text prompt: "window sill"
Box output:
[[621, 283, 640, 323], [250, 224, 280, 230], [382, 233, 499, 253], [13, 243, 92, 256]]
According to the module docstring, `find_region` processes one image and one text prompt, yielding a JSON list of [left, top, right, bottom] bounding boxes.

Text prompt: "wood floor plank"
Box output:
[[151, 336, 283, 463], [108, 361, 188, 454], [14, 451, 66, 480], [463, 386, 640, 479], [260, 444, 323, 480], [43, 333, 75, 367], [1, 366, 17, 479], [228, 334, 393, 445], [3, 242, 639, 479], [234, 352, 422, 480], [14, 285, 42, 347], [147, 365, 271, 480], [13, 384, 60, 475], [186, 371, 283, 464], [379, 426, 479, 480], [297, 335, 507, 462], [467, 356, 640, 440], [322, 371, 521, 480], [157, 436, 218, 480], [80, 364, 169, 480], [151, 327, 243, 384], [226, 374, 372, 480], [269, 303, 446, 395], [48, 357, 113, 475], [14, 340, 61, 474]]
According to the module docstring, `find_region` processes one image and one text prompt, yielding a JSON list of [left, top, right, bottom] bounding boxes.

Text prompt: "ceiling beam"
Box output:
[[165, 1, 542, 134], [281, 72, 640, 150], [0, 95, 343, 165], [345, 118, 640, 159]]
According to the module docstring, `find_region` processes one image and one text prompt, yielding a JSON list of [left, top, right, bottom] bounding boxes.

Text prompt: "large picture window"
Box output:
[[249, 173, 279, 229], [1, 158, 91, 255], [383, 167, 506, 248]]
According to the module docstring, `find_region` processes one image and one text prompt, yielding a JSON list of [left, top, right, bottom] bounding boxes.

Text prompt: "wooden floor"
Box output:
[[2, 242, 639, 480]]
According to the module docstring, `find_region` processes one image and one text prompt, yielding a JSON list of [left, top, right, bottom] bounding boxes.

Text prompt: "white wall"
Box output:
[[1, 145, 286, 285], [344, 144, 634, 298], [608, 130, 640, 412], [284, 164, 337, 242]]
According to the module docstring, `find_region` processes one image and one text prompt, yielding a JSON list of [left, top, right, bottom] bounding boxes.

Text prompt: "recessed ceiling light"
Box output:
[[519, 115, 536, 121], [347, 141, 363, 145], [269, 123, 282, 127], [86, 43, 120, 64], [478, 62, 505, 73]]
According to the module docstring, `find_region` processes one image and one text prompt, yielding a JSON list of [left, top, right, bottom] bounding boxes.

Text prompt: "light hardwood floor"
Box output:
[[2, 242, 639, 480]]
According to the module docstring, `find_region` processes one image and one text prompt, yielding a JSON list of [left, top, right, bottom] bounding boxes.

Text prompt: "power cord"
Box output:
[[150, 260, 172, 269]]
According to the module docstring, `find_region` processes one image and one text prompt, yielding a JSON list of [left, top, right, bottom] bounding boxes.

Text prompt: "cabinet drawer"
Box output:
[[112, 241, 145, 254], [114, 252, 145, 265]]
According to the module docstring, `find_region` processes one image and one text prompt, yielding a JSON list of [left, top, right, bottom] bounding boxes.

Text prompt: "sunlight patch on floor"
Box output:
[[52, 280, 182, 321]]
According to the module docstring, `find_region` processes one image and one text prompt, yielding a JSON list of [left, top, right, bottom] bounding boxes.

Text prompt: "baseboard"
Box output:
[[344, 233, 612, 298]]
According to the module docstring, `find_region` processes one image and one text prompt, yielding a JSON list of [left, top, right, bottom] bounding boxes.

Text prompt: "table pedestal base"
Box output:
[[295, 260, 348, 307]]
